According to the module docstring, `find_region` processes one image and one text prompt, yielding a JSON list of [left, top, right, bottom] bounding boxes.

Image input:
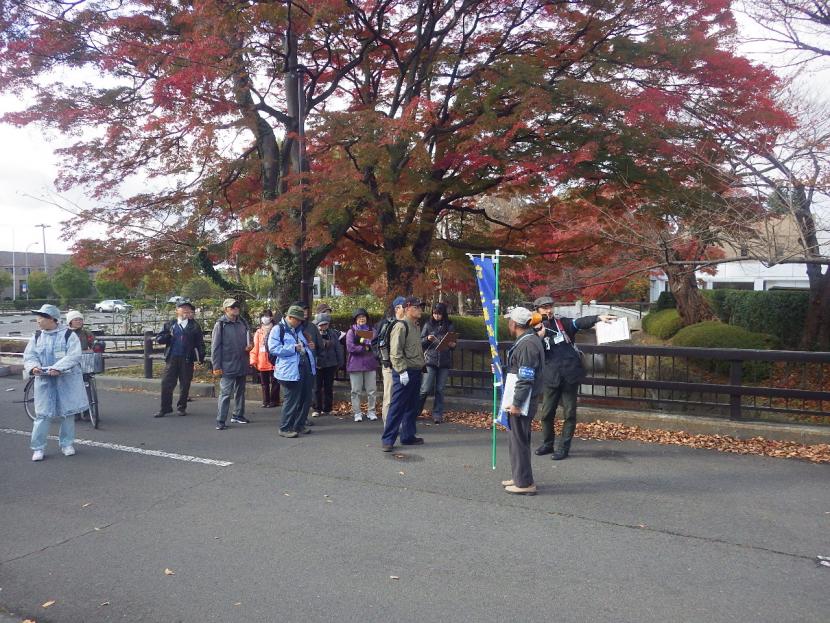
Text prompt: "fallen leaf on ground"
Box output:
[[99, 601, 110, 607], [164, 568, 175, 576], [398, 471, 405, 475], [283, 493, 291, 497], [389, 576, 400, 580], [4, 387, 15, 392], [233, 602, 242, 606], [81, 502, 91, 508], [22, 619, 36, 623], [41, 600, 56, 608]]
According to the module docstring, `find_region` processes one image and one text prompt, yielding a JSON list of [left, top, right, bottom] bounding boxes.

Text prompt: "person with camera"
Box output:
[[532, 296, 616, 460]]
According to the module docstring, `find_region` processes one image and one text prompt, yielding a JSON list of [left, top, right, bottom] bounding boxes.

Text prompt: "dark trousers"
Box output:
[[419, 366, 450, 422], [160, 356, 194, 412], [382, 368, 422, 446], [279, 366, 313, 433], [508, 414, 534, 488], [259, 370, 280, 406], [314, 366, 337, 412], [538, 380, 579, 451]]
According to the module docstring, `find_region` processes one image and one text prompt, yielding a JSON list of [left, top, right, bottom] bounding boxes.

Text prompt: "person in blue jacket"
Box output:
[[269, 305, 317, 438]]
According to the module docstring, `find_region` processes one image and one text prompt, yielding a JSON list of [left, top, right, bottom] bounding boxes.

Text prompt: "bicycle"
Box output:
[[23, 353, 103, 429]]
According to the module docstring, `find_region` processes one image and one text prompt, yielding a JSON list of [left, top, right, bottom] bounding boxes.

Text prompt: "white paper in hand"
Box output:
[[595, 317, 630, 344], [499, 373, 531, 416]]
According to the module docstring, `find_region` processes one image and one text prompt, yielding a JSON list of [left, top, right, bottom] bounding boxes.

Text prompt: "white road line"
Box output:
[[0, 428, 233, 467]]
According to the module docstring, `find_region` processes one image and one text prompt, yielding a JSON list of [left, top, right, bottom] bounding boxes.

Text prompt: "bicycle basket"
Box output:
[[80, 352, 105, 374]]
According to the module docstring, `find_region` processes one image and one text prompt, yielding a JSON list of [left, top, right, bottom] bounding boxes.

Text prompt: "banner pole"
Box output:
[[492, 249, 501, 470]]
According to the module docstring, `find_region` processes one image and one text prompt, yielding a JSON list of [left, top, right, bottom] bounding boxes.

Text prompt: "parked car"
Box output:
[[94, 299, 133, 313]]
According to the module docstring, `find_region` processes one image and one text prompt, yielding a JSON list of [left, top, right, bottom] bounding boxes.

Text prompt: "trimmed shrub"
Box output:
[[701, 289, 808, 349], [653, 291, 676, 311], [672, 321, 779, 381], [642, 309, 684, 339]]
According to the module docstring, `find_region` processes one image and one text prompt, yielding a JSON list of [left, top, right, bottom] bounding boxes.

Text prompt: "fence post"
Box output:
[[143, 330, 154, 379], [729, 360, 743, 420]]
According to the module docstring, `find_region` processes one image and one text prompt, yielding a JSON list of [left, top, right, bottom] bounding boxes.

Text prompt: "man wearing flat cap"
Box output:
[[154, 300, 205, 418], [211, 298, 253, 430], [532, 295, 616, 460], [500, 307, 545, 495]]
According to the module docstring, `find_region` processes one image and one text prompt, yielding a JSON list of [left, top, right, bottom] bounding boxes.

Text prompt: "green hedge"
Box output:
[[701, 289, 809, 349], [324, 313, 508, 340], [653, 291, 676, 311], [642, 309, 684, 339], [672, 321, 779, 381]]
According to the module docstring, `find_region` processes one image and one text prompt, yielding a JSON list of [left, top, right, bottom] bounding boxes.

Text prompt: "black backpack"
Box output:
[[372, 318, 408, 365]]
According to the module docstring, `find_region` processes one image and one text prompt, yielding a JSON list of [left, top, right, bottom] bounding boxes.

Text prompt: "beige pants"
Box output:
[[381, 366, 393, 422]]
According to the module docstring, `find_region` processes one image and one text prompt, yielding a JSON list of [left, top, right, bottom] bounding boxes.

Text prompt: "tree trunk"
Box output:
[[800, 265, 830, 350], [663, 264, 716, 325]]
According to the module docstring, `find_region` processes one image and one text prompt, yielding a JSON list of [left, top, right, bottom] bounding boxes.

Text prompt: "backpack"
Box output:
[[267, 323, 288, 366], [372, 318, 408, 366], [34, 328, 73, 347]]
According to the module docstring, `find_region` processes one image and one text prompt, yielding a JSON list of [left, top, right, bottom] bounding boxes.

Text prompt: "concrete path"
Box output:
[[0, 375, 827, 623]]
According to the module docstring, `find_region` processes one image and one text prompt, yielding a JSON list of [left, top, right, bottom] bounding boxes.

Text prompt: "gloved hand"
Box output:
[[399, 370, 409, 386]]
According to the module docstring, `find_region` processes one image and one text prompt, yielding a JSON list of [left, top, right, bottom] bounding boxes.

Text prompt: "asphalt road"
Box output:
[[0, 375, 828, 623]]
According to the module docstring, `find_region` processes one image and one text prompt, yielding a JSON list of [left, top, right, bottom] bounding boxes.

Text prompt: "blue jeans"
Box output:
[[280, 365, 313, 432], [381, 368, 422, 446], [217, 375, 246, 423], [31, 415, 75, 451], [419, 366, 450, 421]]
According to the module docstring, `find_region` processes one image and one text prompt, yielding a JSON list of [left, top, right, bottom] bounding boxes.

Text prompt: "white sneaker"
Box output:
[[367, 413, 378, 421], [354, 413, 363, 422], [32, 450, 44, 462], [62, 445, 76, 457], [311, 411, 321, 418]]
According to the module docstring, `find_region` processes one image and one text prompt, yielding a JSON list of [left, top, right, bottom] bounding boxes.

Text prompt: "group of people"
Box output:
[[22, 294, 615, 498]]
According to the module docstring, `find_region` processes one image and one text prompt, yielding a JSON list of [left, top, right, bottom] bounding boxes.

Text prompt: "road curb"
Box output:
[[93, 375, 830, 445]]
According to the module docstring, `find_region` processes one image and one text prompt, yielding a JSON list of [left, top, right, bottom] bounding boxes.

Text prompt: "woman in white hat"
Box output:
[[23, 305, 90, 461], [66, 310, 94, 352]]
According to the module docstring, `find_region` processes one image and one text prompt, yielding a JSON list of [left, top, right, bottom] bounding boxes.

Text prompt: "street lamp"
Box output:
[[24, 242, 39, 300]]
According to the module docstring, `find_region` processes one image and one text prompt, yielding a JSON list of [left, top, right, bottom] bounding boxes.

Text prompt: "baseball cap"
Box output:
[[505, 307, 533, 326], [222, 298, 239, 309], [31, 304, 61, 321], [287, 305, 305, 320], [403, 296, 424, 308], [176, 300, 195, 310], [533, 296, 554, 308], [66, 310, 84, 324], [392, 296, 406, 308]]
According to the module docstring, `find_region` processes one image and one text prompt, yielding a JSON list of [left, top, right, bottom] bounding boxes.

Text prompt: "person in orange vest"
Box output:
[[250, 309, 281, 408]]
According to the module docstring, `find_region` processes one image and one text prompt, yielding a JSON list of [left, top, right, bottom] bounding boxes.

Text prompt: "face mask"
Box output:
[[261, 316, 272, 325]]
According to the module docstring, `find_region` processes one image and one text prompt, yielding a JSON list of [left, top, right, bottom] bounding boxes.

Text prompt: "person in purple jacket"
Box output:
[[345, 308, 378, 422]]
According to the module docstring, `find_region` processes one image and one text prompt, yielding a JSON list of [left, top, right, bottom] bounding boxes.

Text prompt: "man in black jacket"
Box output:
[[154, 301, 205, 417], [532, 296, 616, 460], [501, 307, 545, 496]]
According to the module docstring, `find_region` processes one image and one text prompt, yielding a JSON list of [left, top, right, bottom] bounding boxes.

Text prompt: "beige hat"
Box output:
[[66, 310, 84, 323], [222, 298, 239, 309]]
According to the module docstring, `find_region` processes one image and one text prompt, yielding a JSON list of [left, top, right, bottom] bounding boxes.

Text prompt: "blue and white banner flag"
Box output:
[[471, 256, 508, 429]]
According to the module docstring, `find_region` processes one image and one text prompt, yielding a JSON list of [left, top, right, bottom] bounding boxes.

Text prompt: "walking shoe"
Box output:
[[401, 437, 424, 446], [231, 416, 250, 424], [433, 418, 443, 424], [534, 444, 554, 456], [501, 479, 514, 487], [552, 449, 569, 460], [266, 402, 278, 408], [176, 409, 187, 416], [505, 484, 537, 496], [367, 413, 378, 421], [311, 411, 321, 418], [61, 445, 76, 457], [381, 445, 394, 452], [354, 413, 363, 422], [216, 422, 228, 430], [297, 427, 312, 435], [153, 410, 172, 418], [279, 430, 299, 438], [32, 450, 44, 462], [305, 419, 315, 426], [261, 402, 269, 408]]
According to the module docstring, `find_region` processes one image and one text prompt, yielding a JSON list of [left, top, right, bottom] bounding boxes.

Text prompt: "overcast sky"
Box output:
[[1, 10, 827, 256]]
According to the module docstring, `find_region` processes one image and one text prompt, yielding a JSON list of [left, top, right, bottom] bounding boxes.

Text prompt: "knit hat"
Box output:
[[314, 312, 332, 326], [432, 302, 448, 318], [316, 303, 332, 314], [287, 305, 306, 320], [352, 308, 369, 324], [392, 296, 406, 308], [66, 310, 84, 324]]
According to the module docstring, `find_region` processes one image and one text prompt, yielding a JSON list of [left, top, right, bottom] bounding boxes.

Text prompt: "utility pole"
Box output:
[[35, 224, 50, 273], [10, 229, 16, 301]]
